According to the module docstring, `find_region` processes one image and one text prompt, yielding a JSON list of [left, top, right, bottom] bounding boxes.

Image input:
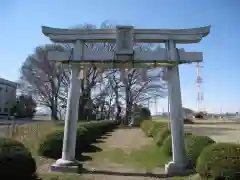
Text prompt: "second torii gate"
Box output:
[[42, 25, 210, 175]]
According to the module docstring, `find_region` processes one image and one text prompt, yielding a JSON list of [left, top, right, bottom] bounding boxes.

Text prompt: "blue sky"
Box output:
[[1, 0, 239, 113]]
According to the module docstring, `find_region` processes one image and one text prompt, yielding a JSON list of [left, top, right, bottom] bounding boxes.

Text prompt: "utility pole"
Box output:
[[155, 97, 158, 116], [196, 62, 204, 112]]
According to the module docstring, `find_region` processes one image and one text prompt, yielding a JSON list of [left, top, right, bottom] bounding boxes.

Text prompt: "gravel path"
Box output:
[[99, 128, 151, 151]]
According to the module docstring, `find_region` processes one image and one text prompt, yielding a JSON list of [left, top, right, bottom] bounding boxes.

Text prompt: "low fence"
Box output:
[[0, 122, 56, 150], [0, 123, 40, 139]]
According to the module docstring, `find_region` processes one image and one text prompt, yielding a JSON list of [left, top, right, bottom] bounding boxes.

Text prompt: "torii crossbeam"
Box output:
[[47, 47, 203, 68]]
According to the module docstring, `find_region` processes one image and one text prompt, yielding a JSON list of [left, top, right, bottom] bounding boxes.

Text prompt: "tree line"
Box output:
[[17, 22, 166, 124]]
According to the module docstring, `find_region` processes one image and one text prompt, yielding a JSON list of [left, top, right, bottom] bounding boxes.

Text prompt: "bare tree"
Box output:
[[119, 67, 166, 124], [19, 44, 69, 120], [18, 22, 114, 120], [102, 44, 167, 124], [19, 21, 166, 123]]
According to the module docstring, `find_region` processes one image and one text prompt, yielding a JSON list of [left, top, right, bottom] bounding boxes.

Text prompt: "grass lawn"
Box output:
[[88, 139, 170, 171], [107, 144, 168, 171], [83, 127, 199, 180], [88, 142, 196, 180]]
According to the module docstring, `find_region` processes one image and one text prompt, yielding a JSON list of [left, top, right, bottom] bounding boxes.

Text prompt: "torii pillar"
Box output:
[[164, 40, 188, 175], [51, 41, 84, 172]]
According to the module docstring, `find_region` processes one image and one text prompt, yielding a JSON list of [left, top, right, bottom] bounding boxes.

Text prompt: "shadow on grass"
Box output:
[[92, 139, 105, 143], [83, 144, 102, 153], [104, 131, 114, 136], [38, 131, 113, 166], [75, 141, 104, 162], [91, 131, 114, 142], [76, 154, 92, 162], [95, 135, 111, 140], [76, 129, 117, 161]]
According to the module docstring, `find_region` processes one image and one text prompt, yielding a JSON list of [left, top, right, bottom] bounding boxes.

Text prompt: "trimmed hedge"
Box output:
[[148, 122, 169, 138], [196, 143, 240, 180], [0, 137, 37, 179], [154, 127, 170, 147], [38, 126, 88, 159], [141, 120, 215, 168], [140, 120, 153, 136], [38, 120, 116, 159], [161, 133, 191, 156], [140, 120, 172, 150], [140, 120, 169, 138], [185, 135, 215, 167], [140, 120, 240, 179], [161, 134, 215, 167], [140, 120, 170, 146]]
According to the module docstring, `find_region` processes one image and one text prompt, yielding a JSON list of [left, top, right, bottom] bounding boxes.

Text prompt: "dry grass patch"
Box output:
[[0, 122, 57, 166], [184, 123, 240, 143]]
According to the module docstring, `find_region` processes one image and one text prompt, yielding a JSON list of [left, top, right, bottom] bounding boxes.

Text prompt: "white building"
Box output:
[[0, 78, 17, 116]]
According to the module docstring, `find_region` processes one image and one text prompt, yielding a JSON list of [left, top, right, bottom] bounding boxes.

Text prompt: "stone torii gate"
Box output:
[[41, 25, 210, 175]]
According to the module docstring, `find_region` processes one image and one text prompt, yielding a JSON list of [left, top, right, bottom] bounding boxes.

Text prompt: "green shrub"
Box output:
[[148, 122, 168, 138], [161, 135, 172, 156], [140, 120, 169, 140], [38, 128, 64, 158], [0, 137, 27, 152], [38, 120, 116, 159], [154, 127, 170, 147], [161, 133, 192, 156], [140, 120, 153, 135], [83, 120, 116, 138], [196, 143, 240, 180], [161, 134, 215, 167], [0, 137, 37, 179], [38, 126, 88, 159], [185, 135, 215, 167], [81, 120, 116, 143]]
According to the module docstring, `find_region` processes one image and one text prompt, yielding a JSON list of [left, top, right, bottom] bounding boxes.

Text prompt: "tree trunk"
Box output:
[[124, 85, 133, 125], [100, 105, 104, 120], [116, 105, 121, 123], [115, 92, 121, 122], [105, 104, 111, 120], [51, 106, 58, 120], [125, 102, 133, 125]]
